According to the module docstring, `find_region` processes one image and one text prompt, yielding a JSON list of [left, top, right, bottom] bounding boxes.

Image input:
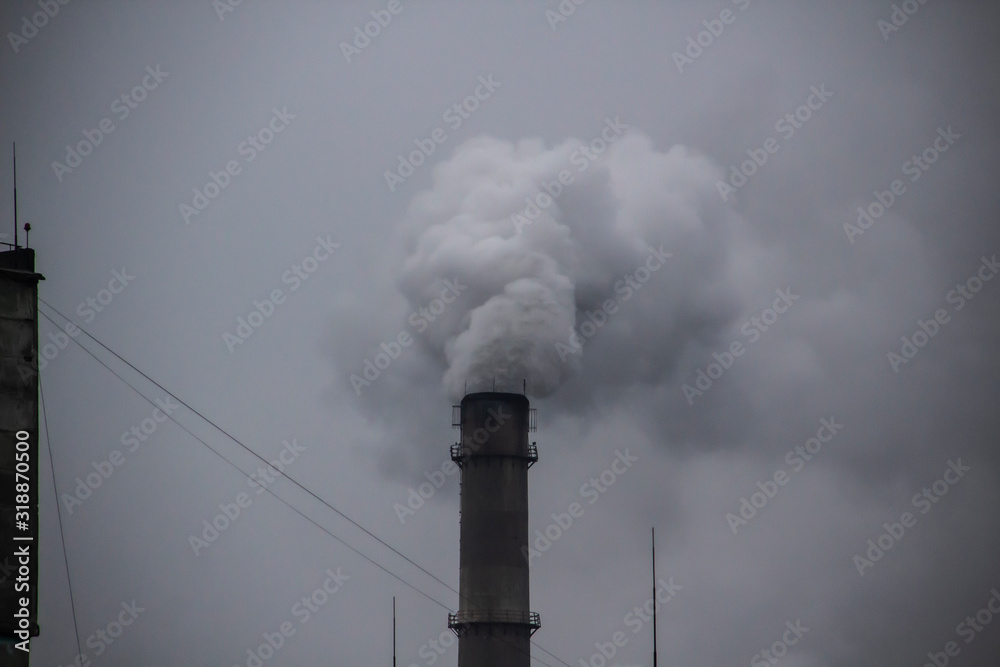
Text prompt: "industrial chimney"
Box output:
[[448, 391, 540, 666]]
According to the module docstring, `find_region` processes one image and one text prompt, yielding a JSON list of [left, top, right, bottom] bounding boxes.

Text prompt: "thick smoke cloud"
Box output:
[[396, 131, 761, 399]]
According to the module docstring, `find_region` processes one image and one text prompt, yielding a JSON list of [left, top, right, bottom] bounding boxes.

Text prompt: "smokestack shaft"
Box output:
[[448, 392, 539, 666]]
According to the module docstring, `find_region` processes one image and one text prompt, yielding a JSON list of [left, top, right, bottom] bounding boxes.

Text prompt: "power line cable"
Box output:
[[39, 375, 84, 661]]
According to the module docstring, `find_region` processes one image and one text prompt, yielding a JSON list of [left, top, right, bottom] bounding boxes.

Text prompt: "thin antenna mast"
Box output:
[[652, 527, 658, 667], [392, 596, 396, 667], [12, 142, 18, 248]]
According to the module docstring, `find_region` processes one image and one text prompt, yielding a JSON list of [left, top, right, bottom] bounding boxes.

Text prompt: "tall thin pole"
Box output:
[[12, 142, 18, 248], [652, 527, 657, 667], [392, 596, 396, 667]]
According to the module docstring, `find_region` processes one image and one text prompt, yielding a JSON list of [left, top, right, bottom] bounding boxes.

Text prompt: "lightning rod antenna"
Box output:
[[12, 143, 18, 249], [653, 527, 658, 667]]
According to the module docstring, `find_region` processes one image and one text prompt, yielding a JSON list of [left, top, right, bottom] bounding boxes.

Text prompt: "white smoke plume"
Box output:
[[396, 128, 758, 399]]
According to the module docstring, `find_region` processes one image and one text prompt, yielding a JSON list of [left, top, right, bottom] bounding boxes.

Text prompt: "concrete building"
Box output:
[[0, 247, 44, 665]]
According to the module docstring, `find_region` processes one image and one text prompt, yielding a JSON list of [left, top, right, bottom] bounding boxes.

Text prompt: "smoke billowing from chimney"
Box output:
[[397, 130, 758, 399]]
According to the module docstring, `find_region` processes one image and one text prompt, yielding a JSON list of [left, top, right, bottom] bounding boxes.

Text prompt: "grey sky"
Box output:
[[3, 1, 999, 665]]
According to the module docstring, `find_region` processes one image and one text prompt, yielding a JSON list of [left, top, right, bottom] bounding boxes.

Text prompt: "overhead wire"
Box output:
[[38, 375, 84, 661]]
